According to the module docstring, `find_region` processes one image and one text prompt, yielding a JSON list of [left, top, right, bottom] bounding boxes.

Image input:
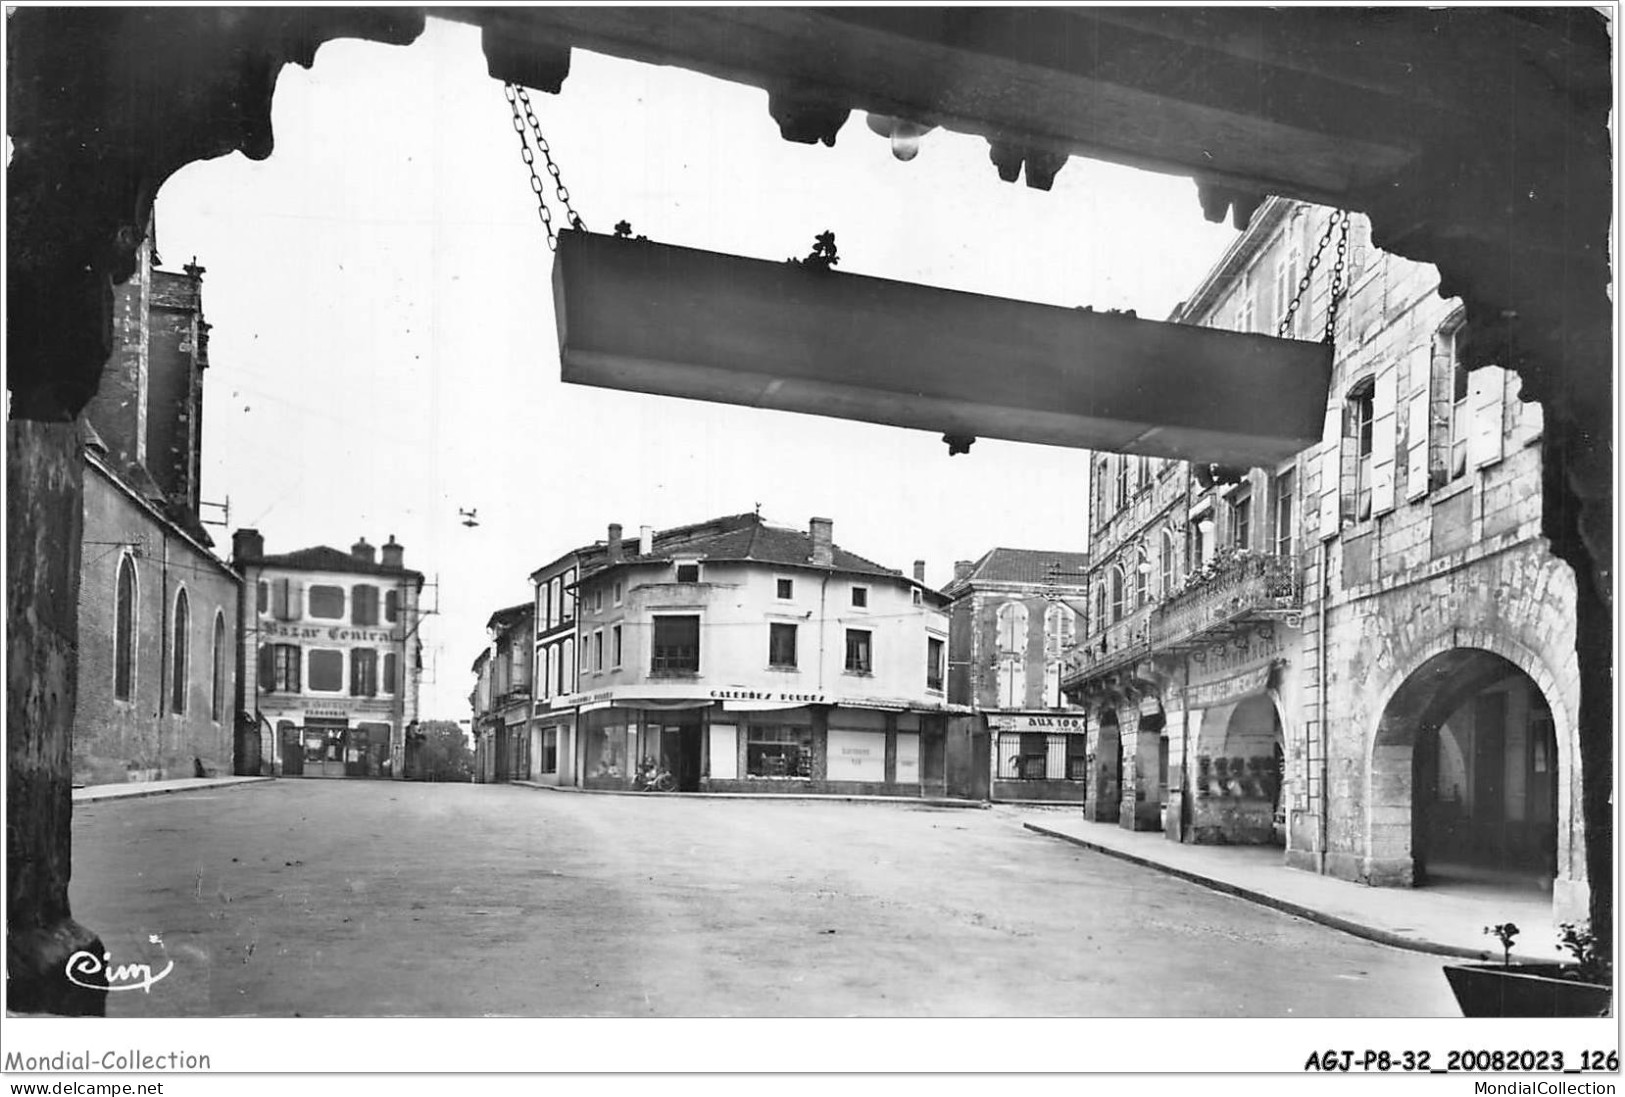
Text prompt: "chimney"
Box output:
[[608, 523, 623, 562], [381, 535, 404, 570], [352, 537, 376, 564], [953, 560, 975, 583], [913, 560, 926, 583], [809, 517, 834, 566], [639, 525, 654, 555], [232, 528, 264, 563]]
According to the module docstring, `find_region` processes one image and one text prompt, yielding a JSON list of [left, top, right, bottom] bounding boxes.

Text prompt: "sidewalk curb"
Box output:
[[1023, 821, 1498, 963], [73, 776, 275, 804], [512, 781, 989, 809]]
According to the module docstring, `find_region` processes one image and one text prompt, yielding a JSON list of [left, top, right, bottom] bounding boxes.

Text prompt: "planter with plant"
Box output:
[[1442, 922, 1613, 1017]]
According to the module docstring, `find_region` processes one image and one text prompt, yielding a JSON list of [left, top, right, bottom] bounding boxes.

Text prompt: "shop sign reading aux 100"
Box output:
[[260, 621, 402, 646]]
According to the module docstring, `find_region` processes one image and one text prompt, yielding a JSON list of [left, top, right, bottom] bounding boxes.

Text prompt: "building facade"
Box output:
[[524, 539, 606, 787], [518, 513, 954, 796], [72, 228, 243, 786], [471, 603, 533, 783], [233, 530, 425, 780], [941, 547, 1089, 801], [1063, 198, 1586, 925]]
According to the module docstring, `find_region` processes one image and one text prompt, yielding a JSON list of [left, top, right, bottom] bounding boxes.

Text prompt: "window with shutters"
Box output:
[[383, 651, 398, 694], [561, 570, 575, 620], [1344, 380, 1376, 524], [352, 584, 379, 626], [561, 638, 575, 692], [262, 643, 300, 693], [385, 588, 399, 623], [170, 588, 189, 714], [309, 584, 344, 620], [256, 579, 268, 615], [995, 601, 1028, 706], [115, 554, 137, 701], [927, 636, 945, 692], [1448, 332, 1471, 481], [544, 579, 557, 630], [1230, 488, 1253, 550], [612, 624, 623, 668], [1109, 567, 1125, 623], [1115, 457, 1129, 512], [272, 577, 294, 621], [1160, 529, 1178, 595], [1133, 545, 1150, 608], [592, 629, 604, 672], [1275, 226, 1302, 339], [350, 648, 378, 697], [1274, 469, 1297, 558]]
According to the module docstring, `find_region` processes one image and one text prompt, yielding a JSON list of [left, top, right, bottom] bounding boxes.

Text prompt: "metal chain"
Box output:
[[1323, 211, 1352, 345], [503, 83, 585, 251], [1277, 208, 1351, 344]]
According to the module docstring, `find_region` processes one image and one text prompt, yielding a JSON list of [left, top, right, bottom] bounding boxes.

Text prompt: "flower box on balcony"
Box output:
[[554, 230, 1333, 468]]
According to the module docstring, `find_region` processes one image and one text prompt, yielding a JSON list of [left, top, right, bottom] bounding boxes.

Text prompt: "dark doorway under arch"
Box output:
[[1374, 649, 1558, 891]]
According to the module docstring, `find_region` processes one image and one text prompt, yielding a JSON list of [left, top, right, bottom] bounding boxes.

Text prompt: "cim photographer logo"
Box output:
[[65, 935, 174, 993]]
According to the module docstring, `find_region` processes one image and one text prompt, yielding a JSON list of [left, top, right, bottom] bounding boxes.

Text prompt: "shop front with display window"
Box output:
[[989, 712, 1089, 802]]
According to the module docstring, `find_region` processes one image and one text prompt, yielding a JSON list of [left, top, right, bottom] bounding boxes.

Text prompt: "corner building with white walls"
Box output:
[[546, 513, 955, 795]]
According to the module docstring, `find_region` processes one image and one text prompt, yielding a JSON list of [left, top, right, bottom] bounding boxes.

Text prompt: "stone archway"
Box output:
[[1086, 710, 1122, 824], [1188, 691, 1283, 845], [1367, 648, 1569, 897]]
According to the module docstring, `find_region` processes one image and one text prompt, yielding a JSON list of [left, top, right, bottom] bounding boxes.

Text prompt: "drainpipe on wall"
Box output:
[[1317, 539, 1330, 875], [816, 573, 829, 691]]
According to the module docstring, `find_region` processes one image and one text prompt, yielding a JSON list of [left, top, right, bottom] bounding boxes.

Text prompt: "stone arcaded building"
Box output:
[[1065, 198, 1585, 926]]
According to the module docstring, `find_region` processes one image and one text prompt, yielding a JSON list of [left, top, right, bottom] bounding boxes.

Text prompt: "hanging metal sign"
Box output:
[[553, 230, 1333, 467]]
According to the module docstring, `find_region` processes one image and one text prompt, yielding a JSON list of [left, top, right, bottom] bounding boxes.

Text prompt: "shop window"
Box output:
[[851, 585, 868, 608], [211, 612, 227, 721], [350, 649, 378, 697], [352, 584, 379, 626], [926, 636, 944, 691], [309, 584, 345, 620], [170, 588, 189, 714], [588, 718, 629, 778], [261, 643, 301, 693], [115, 554, 137, 701], [541, 728, 558, 774], [385, 588, 399, 623], [746, 725, 814, 778], [309, 649, 344, 692], [997, 733, 1048, 779], [1066, 735, 1088, 781], [675, 562, 701, 583], [651, 615, 700, 674], [769, 622, 797, 667], [844, 629, 872, 674], [776, 578, 793, 599], [383, 651, 398, 693]]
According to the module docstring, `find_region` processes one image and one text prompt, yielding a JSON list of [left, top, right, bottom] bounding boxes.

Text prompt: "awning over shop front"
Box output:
[[723, 699, 811, 712], [621, 699, 716, 711]]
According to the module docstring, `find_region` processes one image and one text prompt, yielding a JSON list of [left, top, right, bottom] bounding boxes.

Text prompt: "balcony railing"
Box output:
[[1152, 550, 1302, 650], [1062, 609, 1153, 689]]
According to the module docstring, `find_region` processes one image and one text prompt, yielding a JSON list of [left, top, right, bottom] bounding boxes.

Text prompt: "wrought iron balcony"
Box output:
[[1061, 609, 1153, 691], [1151, 550, 1302, 651]]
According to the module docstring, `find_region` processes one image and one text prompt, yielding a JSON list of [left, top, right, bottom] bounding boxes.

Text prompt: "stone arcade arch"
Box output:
[[1367, 646, 1574, 898], [1188, 690, 1285, 845]]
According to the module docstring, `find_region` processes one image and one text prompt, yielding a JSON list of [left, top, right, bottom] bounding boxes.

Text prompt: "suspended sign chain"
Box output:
[[1277, 209, 1352, 345], [504, 82, 586, 250]]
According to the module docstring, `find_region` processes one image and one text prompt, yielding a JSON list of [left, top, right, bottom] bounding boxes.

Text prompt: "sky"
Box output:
[[154, 16, 1242, 720]]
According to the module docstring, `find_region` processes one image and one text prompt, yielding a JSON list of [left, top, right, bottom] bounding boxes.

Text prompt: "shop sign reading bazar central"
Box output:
[[261, 621, 400, 644]]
